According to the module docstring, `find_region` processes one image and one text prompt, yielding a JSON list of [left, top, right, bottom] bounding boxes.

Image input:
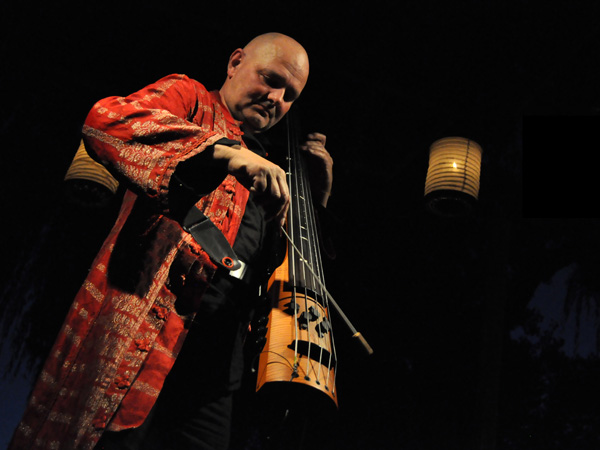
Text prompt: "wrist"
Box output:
[[212, 143, 245, 172], [315, 190, 331, 208]]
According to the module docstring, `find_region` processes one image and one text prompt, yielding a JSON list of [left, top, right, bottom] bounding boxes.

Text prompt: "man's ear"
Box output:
[[227, 48, 244, 78]]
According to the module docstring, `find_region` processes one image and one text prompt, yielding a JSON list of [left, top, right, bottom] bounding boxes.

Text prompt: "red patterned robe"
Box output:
[[10, 74, 251, 449]]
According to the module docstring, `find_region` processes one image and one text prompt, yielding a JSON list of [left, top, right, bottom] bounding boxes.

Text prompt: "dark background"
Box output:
[[1, 1, 599, 449]]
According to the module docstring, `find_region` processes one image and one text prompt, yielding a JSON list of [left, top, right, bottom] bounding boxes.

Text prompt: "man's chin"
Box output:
[[243, 115, 273, 134]]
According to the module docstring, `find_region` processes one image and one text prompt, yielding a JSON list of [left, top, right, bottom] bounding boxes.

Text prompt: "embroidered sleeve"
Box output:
[[81, 74, 226, 210]]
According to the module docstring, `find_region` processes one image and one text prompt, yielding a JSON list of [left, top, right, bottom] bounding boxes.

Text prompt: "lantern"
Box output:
[[64, 140, 120, 207], [424, 136, 482, 216], [64, 140, 119, 193]]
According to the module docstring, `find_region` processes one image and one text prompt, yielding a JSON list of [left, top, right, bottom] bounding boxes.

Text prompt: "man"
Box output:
[[9, 32, 333, 450]]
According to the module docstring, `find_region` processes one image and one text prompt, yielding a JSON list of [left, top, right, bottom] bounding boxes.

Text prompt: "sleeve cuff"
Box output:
[[168, 138, 240, 221]]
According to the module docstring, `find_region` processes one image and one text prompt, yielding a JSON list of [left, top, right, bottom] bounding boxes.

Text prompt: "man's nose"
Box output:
[[267, 88, 285, 106]]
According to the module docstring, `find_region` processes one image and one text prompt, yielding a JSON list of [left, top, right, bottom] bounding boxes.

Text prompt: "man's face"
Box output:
[[222, 40, 309, 133]]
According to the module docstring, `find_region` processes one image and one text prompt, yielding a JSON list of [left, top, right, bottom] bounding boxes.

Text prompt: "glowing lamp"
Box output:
[[64, 140, 119, 207], [424, 136, 482, 216], [64, 140, 119, 193]]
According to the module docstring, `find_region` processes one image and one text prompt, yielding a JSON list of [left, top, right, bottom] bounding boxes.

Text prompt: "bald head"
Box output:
[[220, 33, 310, 133], [243, 33, 309, 76]]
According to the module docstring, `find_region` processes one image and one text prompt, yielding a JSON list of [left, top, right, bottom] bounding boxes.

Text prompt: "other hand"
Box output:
[[300, 132, 333, 207]]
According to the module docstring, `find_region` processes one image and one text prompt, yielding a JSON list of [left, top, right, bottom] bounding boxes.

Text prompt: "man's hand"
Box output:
[[300, 133, 333, 207], [213, 144, 290, 226]]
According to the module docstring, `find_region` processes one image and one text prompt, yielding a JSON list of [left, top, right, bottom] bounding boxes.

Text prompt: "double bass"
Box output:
[[253, 114, 372, 414]]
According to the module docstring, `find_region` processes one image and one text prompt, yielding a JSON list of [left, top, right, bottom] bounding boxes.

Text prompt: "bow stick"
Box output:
[[280, 226, 374, 356]]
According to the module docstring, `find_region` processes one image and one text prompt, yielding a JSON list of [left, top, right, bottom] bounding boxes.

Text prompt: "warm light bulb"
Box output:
[[452, 162, 457, 169]]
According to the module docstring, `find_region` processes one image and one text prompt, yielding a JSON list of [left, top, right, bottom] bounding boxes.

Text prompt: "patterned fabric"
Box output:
[[10, 74, 250, 450]]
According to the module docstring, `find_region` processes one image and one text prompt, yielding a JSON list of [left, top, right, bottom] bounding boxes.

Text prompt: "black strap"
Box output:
[[182, 207, 246, 278]]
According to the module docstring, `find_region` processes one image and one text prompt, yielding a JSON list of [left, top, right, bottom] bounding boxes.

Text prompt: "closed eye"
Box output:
[[260, 72, 299, 103]]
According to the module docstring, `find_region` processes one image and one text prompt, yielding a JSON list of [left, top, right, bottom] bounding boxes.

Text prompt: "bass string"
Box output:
[[296, 146, 330, 384], [280, 225, 338, 391], [285, 117, 337, 386], [295, 145, 316, 379], [286, 117, 311, 376], [290, 120, 316, 376], [287, 122, 312, 376], [302, 171, 337, 390], [285, 117, 301, 371]]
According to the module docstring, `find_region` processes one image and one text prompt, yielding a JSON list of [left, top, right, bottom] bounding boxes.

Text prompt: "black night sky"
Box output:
[[1, 1, 600, 449]]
